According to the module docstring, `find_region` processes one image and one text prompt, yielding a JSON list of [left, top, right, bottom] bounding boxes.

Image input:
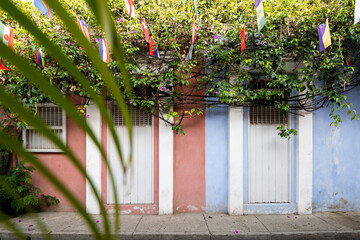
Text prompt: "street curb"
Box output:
[[1, 230, 360, 240], [133, 232, 210, 240]]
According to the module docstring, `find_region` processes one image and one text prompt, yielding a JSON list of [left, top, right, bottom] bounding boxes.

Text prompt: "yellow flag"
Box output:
[[322, 19, 331, 49]]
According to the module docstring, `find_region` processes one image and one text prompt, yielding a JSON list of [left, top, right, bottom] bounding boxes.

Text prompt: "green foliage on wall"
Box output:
[[1, 0, 360, 132], [0, 158, 59, 217]]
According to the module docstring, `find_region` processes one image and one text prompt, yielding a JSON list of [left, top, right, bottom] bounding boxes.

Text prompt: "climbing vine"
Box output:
[[1, 0, 360, 134]]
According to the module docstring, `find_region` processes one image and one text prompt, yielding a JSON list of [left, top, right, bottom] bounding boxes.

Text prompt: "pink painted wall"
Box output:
[[31, 96, 86, 212], [173, 76, 206, 213], [173, 115, 205, 212], [31, 115, 86, 212]]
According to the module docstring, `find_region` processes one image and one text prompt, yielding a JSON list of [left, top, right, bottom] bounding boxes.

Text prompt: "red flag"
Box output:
[[241, 26, 245, 55], [0, 60, 9, 71], [141, 15, 150, 43], [346, 53, 352, 66]]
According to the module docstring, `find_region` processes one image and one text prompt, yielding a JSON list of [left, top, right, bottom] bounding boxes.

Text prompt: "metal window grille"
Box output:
[[250, 105, 287, 124], [111, 103, 152, 126], [37, 106, 63, 126], [249, 81, 287, 124], [23, 104, 66, 152]]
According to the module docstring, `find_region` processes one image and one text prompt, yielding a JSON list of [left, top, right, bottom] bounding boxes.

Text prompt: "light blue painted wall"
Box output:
[[204, 85, 360, 213], [313, 86, 360, 211], [205, 105, 228, 212]]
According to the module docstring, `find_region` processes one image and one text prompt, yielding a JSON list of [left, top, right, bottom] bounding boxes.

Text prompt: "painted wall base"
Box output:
[[244, 203, 297, 214]]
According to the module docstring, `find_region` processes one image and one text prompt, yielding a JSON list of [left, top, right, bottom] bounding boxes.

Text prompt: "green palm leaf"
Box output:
[[0, 0, 132, 239]]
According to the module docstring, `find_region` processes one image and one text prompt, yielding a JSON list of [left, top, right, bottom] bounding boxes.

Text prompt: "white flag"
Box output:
[[355, 0, 360, 24], [124, 0, 136, 19]]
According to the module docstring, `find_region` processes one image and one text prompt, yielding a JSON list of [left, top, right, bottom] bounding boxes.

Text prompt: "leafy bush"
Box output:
[[0, 159, 59, 217]]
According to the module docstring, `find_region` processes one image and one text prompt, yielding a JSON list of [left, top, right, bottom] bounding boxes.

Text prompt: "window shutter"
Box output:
[[111, 103, 152, 126], [249, 80, 287, 124], [37, 105, 63, 126], [250, 105, 287, 124], [23, 104, 66, 152]]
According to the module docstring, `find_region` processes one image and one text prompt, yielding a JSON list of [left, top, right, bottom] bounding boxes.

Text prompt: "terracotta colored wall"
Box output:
[[173, 71, 206, 212], [173, 115, 205, 212], [31, 96, 86, 212], [31, 115, 86, 211]]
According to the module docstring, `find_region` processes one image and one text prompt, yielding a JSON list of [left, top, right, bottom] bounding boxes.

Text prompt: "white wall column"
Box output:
[[228, 107, 243, 215], [86, 102, 102, 214], [158, 117, 174, 215], [296, 110, 313, 214]]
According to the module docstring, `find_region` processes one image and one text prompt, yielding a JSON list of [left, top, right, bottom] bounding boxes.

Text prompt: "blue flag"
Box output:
[[34, 0, 53, 20]]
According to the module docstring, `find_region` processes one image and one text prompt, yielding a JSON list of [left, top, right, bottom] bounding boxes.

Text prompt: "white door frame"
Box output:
[[85, 103, 175, 214], [228, 106, 313, 215]]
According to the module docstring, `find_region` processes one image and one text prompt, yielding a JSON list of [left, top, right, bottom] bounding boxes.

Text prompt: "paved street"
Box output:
[[0, 212, 359, 239]]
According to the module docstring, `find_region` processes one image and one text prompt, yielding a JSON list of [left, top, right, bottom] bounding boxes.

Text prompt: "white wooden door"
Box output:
[[248, 105, 290, 203], [108, 105, 154, 204]]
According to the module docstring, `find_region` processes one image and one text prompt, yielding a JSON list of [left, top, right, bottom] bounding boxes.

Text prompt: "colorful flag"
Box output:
[[194, 0, 198, 20], [150, 39, 160, 58], [185, 14, 196, 60], [124, 0, 136, 19], [355, 0, 360, 24], [241, 25, 245, 55], [255, 0, 265, 33], [76, 15, 91, 42], [141, 15, 150, 43], [0, 21, 14, 50], [34, 0, 53, 21], [98, 37, 110, 63], [0, 60, 9, 71], [318, 19, 331, 52], [35, 48, 45, 66]]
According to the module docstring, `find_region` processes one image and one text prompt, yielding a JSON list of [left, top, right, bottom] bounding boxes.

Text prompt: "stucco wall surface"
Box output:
[[31, 115, 86, 212], [31, 96, 86, 212], [313, 86, 360, 211], [205, 105, 228, 212], [173, 113, 205, 213]]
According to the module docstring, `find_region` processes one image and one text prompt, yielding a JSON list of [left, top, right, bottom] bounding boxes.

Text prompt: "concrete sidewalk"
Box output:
[[0, 212, 359, 240]]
